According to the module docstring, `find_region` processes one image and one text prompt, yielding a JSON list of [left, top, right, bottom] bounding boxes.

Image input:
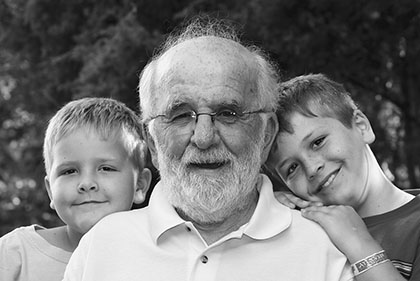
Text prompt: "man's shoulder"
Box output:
[[286, 209, 350, 265], [288, 209, 331, 238], [91, 208, 149, 232], [100, 208, 148, 223]]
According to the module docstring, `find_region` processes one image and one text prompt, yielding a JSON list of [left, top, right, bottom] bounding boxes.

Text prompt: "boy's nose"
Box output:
[[77, 178, 99, 193], [305, 159, 324, 181]]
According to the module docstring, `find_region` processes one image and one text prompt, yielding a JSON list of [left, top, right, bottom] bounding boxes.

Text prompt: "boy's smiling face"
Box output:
[[45, 127, 149, 235], [270, 110, 374, 207]]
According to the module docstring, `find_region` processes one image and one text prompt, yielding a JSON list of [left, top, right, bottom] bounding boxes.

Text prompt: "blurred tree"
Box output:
[[244, 0, 420, 188], [0, 0, 419, 236]]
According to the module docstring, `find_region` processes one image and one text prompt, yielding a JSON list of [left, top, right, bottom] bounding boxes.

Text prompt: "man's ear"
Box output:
[[133, 168, 152, 204], [142, 124, 159, 169], [353, 110, 375, 144], [261, 112, 279, 164], [44, 176, 55, 210]]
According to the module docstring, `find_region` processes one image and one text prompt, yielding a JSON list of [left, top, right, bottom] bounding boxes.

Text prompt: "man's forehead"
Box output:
[[155, 36, 254, 76], [164, 90, 248, 109], [150, 36, 258, 106]]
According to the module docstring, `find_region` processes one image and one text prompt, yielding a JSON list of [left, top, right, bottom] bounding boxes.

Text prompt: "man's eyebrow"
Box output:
[[212, 100, 241, 109], [163, 96, 195, 112], [167, 102, 190, 112], [168, 100, 243, 111]]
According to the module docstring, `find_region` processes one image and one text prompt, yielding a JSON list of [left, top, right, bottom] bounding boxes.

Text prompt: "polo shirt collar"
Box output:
[[148, 181, 185, 243], [243, 174, 292, 240], [148, 174, 292, 243]]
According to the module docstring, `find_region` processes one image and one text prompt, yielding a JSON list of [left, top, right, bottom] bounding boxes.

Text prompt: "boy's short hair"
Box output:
[[277, 73, 358, 134], [43, 97, 146, 176]]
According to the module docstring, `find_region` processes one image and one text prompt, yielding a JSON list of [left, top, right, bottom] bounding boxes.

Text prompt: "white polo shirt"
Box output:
[[63, 174, 354, 281]]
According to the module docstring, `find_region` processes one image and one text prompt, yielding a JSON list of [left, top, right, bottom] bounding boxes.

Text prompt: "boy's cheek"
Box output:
[[289, 182, 309, 199]]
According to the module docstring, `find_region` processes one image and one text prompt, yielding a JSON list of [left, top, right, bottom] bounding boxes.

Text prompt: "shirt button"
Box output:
[[201, 255, 208, 264]]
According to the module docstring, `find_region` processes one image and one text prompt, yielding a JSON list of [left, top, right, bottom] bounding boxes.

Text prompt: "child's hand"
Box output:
[[273, 191, 313, 209], [301, 205, 381, 262]]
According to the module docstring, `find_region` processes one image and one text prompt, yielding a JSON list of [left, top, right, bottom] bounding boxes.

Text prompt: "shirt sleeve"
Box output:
[[0, 231, 23, 280], [408, 237, 420, 281]]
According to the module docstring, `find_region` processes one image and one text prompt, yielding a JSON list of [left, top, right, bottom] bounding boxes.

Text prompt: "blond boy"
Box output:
[[0, 97, 151, 281]]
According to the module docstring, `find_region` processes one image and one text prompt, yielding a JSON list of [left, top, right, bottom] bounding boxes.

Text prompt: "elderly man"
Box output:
[[63, 18, 353, 281]]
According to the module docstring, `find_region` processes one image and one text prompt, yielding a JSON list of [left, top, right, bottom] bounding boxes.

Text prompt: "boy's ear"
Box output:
[[44, 176, 56, 210], [142, 124, 159, 169], [261, 112, 279, 164], [133, 168, 152, 204], [353, 110, 375, 144]]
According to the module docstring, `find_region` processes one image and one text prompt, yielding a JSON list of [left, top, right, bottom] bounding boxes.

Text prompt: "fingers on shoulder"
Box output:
[[301, 205, 342, 222]]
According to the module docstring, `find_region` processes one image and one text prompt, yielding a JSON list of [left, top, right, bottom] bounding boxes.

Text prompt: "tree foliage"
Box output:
[[1, 0, 419, 236]]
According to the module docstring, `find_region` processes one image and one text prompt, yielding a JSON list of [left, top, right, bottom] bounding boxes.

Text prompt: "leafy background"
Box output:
[[1, 0, 419, 236]]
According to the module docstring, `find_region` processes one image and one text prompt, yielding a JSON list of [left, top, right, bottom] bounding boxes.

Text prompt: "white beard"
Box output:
[[155, 138, 265, 225]]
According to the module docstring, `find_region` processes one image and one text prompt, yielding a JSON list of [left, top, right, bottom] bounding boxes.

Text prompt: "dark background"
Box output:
[[1, 0, 419, 236]]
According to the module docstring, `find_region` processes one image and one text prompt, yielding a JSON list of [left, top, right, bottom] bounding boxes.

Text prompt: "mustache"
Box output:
[[181, 147, 235, 165]]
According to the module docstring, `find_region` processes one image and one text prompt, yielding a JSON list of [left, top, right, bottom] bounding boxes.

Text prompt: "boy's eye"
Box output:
[[312, 136, 326, 148], [100, 166, 117, 172], [286, 163, 298, 177], [61, 169, 77, 175]]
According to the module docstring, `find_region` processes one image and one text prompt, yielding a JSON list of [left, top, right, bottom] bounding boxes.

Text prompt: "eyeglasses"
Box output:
[[146, 108, 271, 126]]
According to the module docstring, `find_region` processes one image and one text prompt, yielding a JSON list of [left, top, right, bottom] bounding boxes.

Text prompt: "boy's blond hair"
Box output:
[[43, 97, 146, 177], [277, 73, 359, 134]]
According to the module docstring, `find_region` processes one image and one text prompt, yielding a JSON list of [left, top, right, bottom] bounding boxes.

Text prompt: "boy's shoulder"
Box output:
[[0, 225, 40, 242], [0, 225, 49, 257]]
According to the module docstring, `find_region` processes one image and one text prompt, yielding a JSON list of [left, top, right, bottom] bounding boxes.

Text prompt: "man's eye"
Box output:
[[216, 109, 238, 123], [169, 111, 194, 123]]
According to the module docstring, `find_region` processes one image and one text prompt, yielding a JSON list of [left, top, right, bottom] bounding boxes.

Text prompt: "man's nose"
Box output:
[[190, 114, 219, 150], [77, 174, 99, 193]]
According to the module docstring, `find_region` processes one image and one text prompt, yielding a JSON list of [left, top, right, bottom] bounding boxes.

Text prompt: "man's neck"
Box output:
[[180, 189, 259, 245]]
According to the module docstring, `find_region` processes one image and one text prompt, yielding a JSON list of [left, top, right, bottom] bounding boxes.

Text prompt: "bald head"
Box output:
[[156, 37, 257, 105], [162, 35, 252, 61], [139, 18, 279, 121], [138, 19, 280, 122]]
